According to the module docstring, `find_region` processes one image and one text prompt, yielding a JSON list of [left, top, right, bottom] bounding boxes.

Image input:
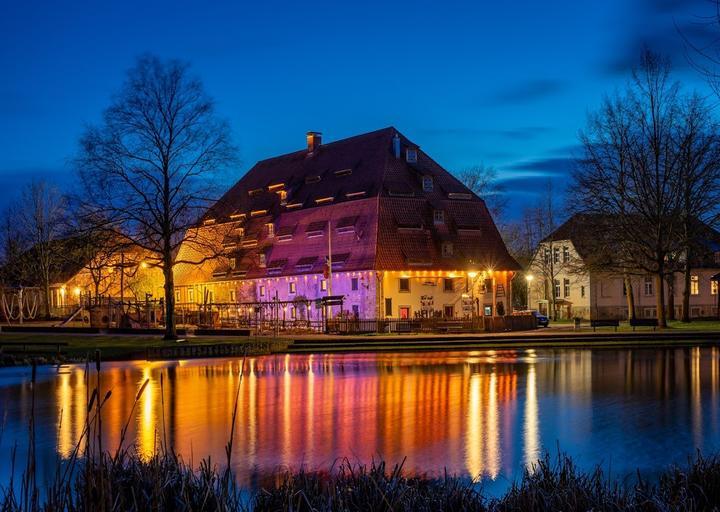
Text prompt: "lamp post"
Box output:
[[525, 274, 534, 310], [467, 271, 478, 329]]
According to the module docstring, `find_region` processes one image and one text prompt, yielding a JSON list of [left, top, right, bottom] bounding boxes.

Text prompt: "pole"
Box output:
[[327, 219, 333, 324]]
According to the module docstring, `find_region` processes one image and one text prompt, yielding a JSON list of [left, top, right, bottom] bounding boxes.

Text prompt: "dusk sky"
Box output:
[[1, 0, 718, 218]]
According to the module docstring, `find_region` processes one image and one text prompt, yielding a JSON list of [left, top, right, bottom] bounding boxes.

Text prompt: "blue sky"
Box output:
[[1, 0, 717, 219]]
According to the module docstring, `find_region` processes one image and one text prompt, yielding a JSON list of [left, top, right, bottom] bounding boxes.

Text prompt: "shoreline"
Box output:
[[1, 326, 720, 365]]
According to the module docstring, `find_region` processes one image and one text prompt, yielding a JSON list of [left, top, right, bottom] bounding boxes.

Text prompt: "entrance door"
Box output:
[[444, 305, 454, 318], [399, 306, 410, 319]]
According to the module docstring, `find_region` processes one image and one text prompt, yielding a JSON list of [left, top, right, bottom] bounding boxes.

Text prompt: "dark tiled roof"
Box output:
[[179, 127, 520, 281]]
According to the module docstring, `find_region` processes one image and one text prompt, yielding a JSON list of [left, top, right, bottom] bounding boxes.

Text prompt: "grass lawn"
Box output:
[[0, 332, 273, 361]]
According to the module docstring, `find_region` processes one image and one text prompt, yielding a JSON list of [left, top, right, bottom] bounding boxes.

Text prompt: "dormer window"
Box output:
[[258, 253, 266, 268], [235, 226, 245, 236], [442, 242, 454, 257], [406, 148, 418, 163], [433, 210, 445, 224], [422, 175, 433, 192], [266, 223, 274, 237], [305, 175, 321, 184], [278, 190, 287, 204]]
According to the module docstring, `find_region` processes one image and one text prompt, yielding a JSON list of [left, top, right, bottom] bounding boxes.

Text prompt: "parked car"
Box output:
[[531, 310, 550, 327]]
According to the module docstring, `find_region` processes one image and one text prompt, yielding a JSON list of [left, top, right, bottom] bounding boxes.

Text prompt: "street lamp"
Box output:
[[525, 274, 534, 310], [467, 271, 478, 327]]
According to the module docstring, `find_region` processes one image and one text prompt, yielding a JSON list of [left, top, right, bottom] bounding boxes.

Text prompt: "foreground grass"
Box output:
[[3, 450, 720, 511]]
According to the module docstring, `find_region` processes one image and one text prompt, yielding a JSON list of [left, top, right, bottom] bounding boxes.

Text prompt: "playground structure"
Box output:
[[1, 287, 41, 324]]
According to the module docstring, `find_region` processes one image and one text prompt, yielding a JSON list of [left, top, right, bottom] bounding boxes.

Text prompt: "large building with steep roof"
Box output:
[[174, 127, 520, 320]]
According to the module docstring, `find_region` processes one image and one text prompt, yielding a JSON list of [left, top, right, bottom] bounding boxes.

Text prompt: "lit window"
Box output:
[[434, 210, 445, 224], [442, 242, 453, 257], [691, 275, 699, 295], [266, 223, 274, 237], [229, 257, 236, 269], [399, 277, 410, 293], [320, 279, 327, 291], [443, 278, 454, 292], [289, 281, 296, 294], [644, 277, 653, 296], [259, 285, 265, 297], [712, 281, 718, 295], [563, 278, 570, 297], [351, 277, 359, 291], [230, 290, 236, 302], [422, 175, 433, 192], [290, 306, 297, 319], [259, 253, 266, 267], [188, 288, 194, 303]]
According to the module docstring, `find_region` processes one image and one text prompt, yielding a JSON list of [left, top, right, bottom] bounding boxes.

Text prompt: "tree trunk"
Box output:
[[624, 275, 635, 321], [682, 257, 691, 323], [163, 259, 176, 340], [667, 274, 675, 321], [655, 272, 667, 328], [43, 279, 51, 319]]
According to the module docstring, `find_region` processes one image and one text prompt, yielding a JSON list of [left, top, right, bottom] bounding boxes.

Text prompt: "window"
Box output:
[[320, 279, 327, 292], [441, 242, 453, 257], [289, 281, 296, 294], [544, 248, 551, 264], [422, 175, 433, 192], [443, 278, 454, 292], [483, 278, 493, 293], [385, 298, 392, 316], [351, 277, 359, 291], [644, 277, 653, 296], [691, 275, 699, 295], [563, 246, 570, 263], [580, 285, 585, 298], [175, 291, 180, 303], [623, 281, 627, 296], [407, 149, 418, 164], [290, 306, 296, 320], [553, 247, 560, 264], [352, 304, 359, 318], [399, 306, 411, 319], [259, 253, 266, 267], [715, 251, 720, 265], [188, 288, 195, 303], [230, 290, 236, 302], [266, 223, 274, 237], [259, 285, 266, 297], [563, 278, 570, 297], [433, 209, 444, 224], [444, 305, 454, 318], [399, 277, 410, 292], [712, 281, 718, 295], [554, 279, 560, 298]]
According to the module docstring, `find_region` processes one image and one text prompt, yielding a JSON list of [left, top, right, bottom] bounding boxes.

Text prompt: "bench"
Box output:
[[590, 319, 620, 332], [630, 318, 658, 331]]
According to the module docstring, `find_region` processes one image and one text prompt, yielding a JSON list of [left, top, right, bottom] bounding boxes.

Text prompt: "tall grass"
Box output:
[[2, 355, 720, 511]]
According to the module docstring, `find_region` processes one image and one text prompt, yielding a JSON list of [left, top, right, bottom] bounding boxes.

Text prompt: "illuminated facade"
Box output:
[[174, 127, 520, 318]]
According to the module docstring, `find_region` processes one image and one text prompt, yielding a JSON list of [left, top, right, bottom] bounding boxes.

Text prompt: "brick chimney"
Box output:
[[306, 131, 322, 154]]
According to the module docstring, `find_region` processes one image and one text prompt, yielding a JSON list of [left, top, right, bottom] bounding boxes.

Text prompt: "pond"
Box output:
[[1, 346, 719, 494]]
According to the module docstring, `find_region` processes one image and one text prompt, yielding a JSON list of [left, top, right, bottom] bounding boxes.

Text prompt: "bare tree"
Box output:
[[458, 163, 508, 220], [674, 94, 720, 322], [573, 50, 686, 328], [13, 181, 68, 318], [77, 55, 237, 339]]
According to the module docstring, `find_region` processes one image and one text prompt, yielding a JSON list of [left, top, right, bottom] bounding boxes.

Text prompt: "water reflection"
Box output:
[[1, 347, 720, 492]]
